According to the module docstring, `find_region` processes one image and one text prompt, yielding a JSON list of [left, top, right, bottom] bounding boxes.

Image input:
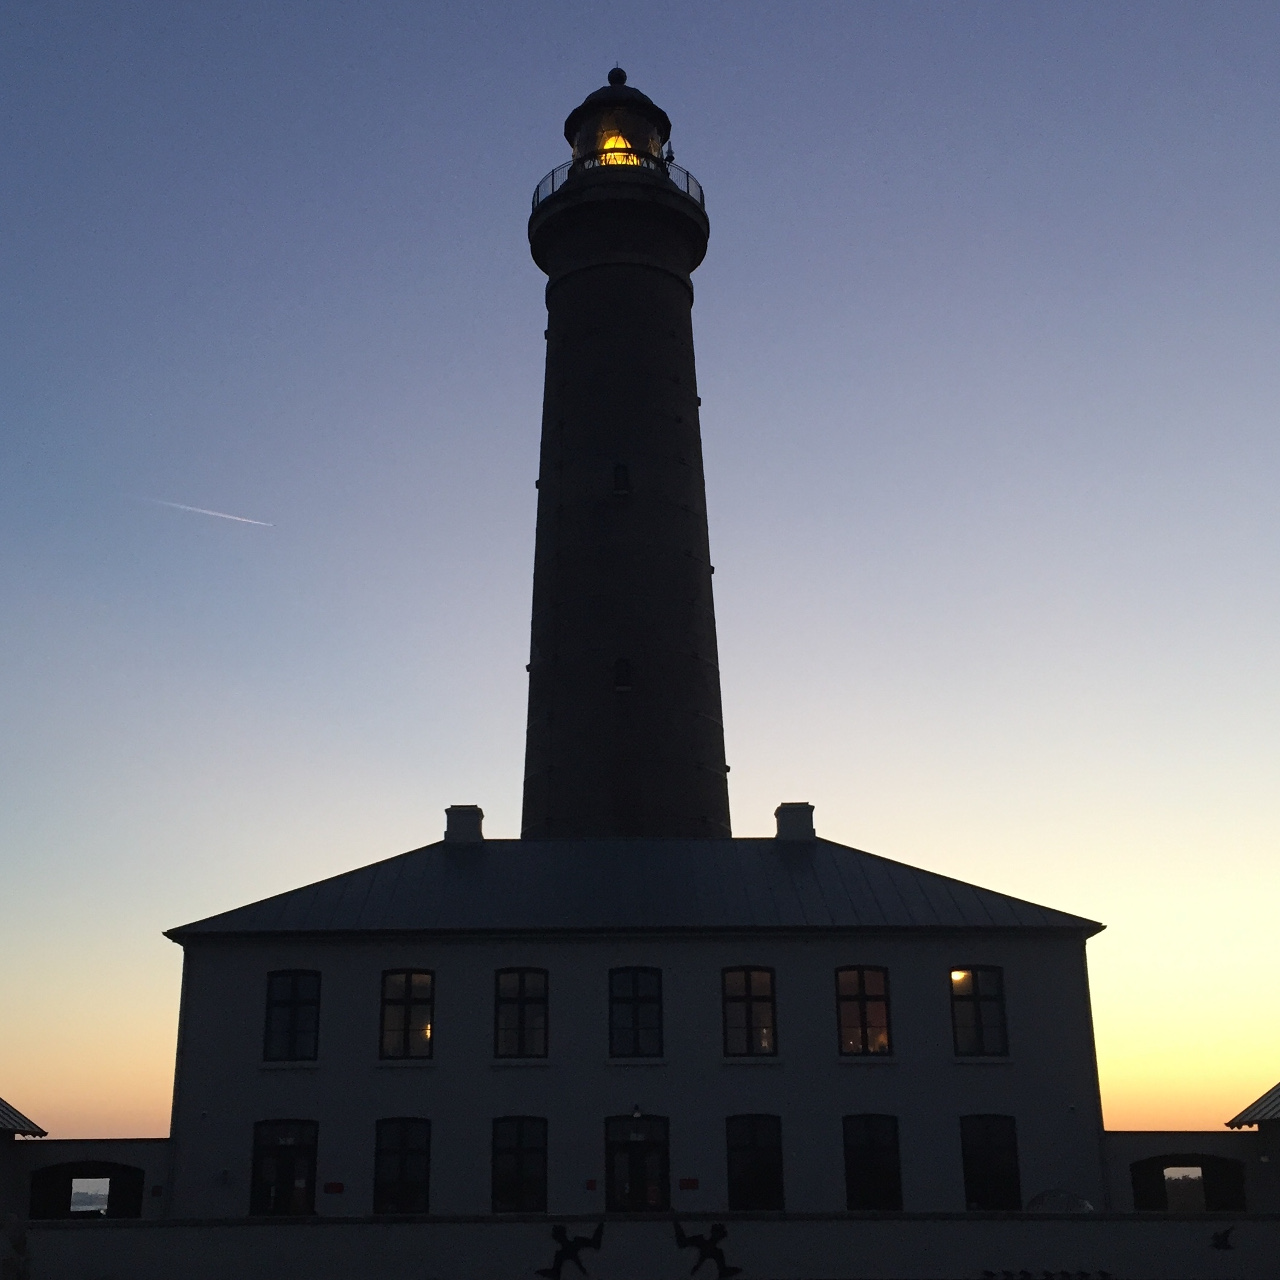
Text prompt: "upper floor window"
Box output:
[[950, 966, 1008, 1057], [380, 970, 433, 1060], [262, 971, 320, 1062], [722, 967, 776, 1056], [249, 1119, 317, 1216], [495, 968, 548, 1058], [492, 1116, 548, 1212], [609, 967, 663, 1058], [836, 966, 891, 1056], [373, 1117, 431, 1214], [725, 1114, 784, 1210]]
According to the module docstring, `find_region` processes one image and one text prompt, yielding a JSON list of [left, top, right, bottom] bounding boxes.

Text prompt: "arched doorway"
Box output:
[[28, 1161, 146, 1219]]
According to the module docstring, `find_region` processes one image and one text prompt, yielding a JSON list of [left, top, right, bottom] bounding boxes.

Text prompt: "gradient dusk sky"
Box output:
[[2, 2, 1278, 1138]]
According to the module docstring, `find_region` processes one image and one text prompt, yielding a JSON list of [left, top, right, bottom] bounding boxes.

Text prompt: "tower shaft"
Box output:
[[521, 153, 730, 838]]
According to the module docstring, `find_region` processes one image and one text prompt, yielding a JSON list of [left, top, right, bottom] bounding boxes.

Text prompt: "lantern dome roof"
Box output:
[[563, 68, 672, 148]]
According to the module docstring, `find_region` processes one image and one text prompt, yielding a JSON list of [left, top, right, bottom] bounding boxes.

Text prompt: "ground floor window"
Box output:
[[374, 1117, 431, 1213], [843, 1114, 902, 1210], [605, 1114, 669, 1212], [726, 1114, 784, 1210], [250, 1119, 318, 1216], [1130, 1153, 1246, 1212], [28, 1161, 145, 1220], [960, 1114, 1020, 1210], [492, 1116, 548, 1212]]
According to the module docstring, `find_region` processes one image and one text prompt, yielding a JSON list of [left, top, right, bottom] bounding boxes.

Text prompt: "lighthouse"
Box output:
[[521, 68, 731, 839]]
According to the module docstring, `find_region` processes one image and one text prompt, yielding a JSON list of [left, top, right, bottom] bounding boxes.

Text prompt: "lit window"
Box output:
[[722, 967, 776, 1056], [609, 967, 663, 1057], [492, 1117, 547, 1212], [380, 970, 433, 1060], [836, 967, 891, 1056], [949, 966, 1008, 1057], [494, 968, 548, 1058], [373, 1118, 430, 1214], [262, 971, 320, 1062], [726, 1114, 784, 1210]]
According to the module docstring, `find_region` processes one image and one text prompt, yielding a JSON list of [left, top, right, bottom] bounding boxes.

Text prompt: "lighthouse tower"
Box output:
[[521, 69, 731, 839]]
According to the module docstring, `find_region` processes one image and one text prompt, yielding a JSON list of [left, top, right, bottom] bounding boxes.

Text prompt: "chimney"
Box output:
[[774, 803, 815, 841], [444, 805, 484, 843]]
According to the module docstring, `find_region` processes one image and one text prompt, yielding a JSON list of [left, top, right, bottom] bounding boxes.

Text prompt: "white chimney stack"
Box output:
[[444, 805, 485, 843], [774, 802, 815, 841]]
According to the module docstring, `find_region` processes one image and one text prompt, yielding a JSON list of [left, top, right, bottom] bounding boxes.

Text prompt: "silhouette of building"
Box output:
[[2, 70, 1277, 1280]]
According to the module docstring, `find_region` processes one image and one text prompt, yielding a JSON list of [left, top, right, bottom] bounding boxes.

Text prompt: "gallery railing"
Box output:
[[532, 152, 705, 210]]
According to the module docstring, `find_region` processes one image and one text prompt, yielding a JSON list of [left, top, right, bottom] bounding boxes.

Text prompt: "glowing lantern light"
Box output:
[[599, 131, 640, 165]]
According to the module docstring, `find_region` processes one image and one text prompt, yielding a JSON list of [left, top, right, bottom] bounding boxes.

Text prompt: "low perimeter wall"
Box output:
[[14, 1212, 1280, 1280]]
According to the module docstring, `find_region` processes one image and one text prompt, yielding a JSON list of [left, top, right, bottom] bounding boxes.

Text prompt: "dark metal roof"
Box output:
[[1227, 1080, 1280, 1127], [167, 838, 1103, 940], [0, 1095, 46, 1137]]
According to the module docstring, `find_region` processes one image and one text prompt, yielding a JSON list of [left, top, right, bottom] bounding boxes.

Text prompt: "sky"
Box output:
[[2, 1, 1277, 1138]]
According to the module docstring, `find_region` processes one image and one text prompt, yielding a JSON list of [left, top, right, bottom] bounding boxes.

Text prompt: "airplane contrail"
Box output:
[[148, 500, 274, 527]]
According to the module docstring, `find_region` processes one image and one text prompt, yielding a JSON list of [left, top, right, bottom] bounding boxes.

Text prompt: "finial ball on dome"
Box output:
[[608, 67, 626, 86]]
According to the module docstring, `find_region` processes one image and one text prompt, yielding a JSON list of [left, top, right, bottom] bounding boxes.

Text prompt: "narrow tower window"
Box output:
[[380, 970, 434, 1060], [836, 967, 891, 1056]]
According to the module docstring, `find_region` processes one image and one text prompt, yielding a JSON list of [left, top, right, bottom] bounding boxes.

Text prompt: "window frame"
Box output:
[[491, 1116, 548, 1213], [249, 1119, 318, 1216], [949, 965, 1009, 1057], [604, 1114, 670, 1212], [493, 967, 549, 1059], [379, 969, 435, 1060], [262, 970, 321, 1062], [834, 966, 892, 1057], [373, 1117, 431, 1214], [721, 966, 778, 1057], [959, 1113, 1021, 1210], [725, 1113, 785, 1211], [609, 966, 664, 1058], [842, 1113, 903, 1211]]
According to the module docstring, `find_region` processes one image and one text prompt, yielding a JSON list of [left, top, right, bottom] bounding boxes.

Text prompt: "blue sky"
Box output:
[[2, 1, 1278, 1133]]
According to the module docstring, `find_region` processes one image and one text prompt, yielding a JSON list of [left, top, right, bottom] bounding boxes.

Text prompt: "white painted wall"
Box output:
[[168, 927, 1106, 1219]]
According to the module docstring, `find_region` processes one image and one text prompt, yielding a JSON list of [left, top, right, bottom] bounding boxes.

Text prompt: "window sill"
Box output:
[[377, 1058, 435, 1068], [953, 1057, 1013, 1065], [490, 1058, 551, 1069], [837, 1055, 897, 1065], [721, 1057, 783, 1067], [259, 1061, 319, 1071], [606, 1058, 667, 1067]]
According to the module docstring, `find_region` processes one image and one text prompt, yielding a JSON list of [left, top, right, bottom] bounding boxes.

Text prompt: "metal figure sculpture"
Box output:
[[536, 1221, 605, 1279], [673, 1220, 741, 1279]]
